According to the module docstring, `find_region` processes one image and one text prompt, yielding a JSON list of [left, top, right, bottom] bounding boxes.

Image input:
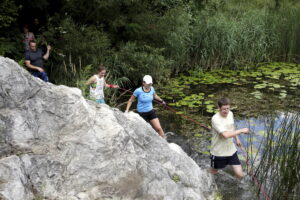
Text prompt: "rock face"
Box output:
[[0, 57, 217, 200]]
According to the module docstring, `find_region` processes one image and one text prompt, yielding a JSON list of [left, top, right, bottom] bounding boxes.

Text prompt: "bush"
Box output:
[[108, 42, 174, 86], [40, 17, 112, 85]]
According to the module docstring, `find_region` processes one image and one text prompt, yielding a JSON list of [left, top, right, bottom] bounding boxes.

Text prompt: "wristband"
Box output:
[[109, 84, 113, 88]]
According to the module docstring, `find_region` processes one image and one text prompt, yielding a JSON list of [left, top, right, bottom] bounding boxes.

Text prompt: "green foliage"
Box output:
[[27, 0, 49, 10], [61, 0, 184, 25], [1, 0, 300, 93], [0, 37, 22, 57], [110, 42, 173, 85], [0, 0, 22, 57], [171, 174, 181, 182], [190, 1, 300, 70], [37, 17, 132, 105], [191, 10, 275, 69], [41, 17, 111, 84], [158, 6, 193, 72], [213, 191, 223, 200], [0, 0, 20, 29], [269, 3, 300, 61]]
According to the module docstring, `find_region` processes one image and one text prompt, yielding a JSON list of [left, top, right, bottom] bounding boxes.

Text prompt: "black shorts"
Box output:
[[138, 109, 158, 121], [211, 151, 241, 169]]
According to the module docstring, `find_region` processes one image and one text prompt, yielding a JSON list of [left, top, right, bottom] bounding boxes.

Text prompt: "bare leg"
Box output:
[[210, 168, 218, 174], [149, 118, 164, 137], [232, 165, 244, 179]]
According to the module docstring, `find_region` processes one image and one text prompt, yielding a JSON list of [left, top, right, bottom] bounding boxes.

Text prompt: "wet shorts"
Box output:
[[138, 109, 158, 121], [210, 151, 241, 169]]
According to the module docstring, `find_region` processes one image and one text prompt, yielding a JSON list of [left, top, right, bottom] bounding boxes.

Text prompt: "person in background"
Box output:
[[125, 75, 166, 137], [85, 65, 119, 104], [22, 25, 35, 51], [25, 40, 51, 82], [31, 18, 44, 35], [210, 97, 250, 179]]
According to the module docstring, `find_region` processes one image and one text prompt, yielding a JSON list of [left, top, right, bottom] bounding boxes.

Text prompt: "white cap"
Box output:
[[143, 75, 153, 84]]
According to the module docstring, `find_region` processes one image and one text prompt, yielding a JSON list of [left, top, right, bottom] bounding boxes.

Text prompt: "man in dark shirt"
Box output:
[[25, 40, 51, 82]]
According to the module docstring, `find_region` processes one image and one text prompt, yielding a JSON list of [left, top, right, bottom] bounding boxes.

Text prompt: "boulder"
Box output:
[[0, 57, 217, 200]]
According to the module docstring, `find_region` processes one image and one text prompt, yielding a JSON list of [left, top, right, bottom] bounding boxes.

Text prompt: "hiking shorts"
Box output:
[[211, 151, 241, 169], [138, 109, 158, 121], [96, 98, 105, 104]]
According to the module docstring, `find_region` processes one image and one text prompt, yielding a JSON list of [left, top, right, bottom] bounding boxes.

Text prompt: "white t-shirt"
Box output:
[[210, 111, 237, 156]]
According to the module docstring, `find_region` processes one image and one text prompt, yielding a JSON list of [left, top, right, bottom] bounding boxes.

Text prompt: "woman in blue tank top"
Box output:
[[125, 75, 166, 137]]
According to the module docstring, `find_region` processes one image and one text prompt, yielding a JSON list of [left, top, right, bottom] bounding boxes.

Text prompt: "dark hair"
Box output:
[[97, 64, 106, 73], [217, 97, 231, 108], [29, 40, 36, 45]]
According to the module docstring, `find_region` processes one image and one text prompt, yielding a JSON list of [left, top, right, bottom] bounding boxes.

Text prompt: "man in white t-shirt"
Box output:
[[210, 97, 249, 179]]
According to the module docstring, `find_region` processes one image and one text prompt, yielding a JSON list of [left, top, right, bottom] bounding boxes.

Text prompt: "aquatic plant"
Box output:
[[250, 112, 300, 200], [157, 62, 300, 117]]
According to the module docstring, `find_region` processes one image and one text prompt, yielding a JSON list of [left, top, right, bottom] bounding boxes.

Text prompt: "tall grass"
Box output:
[[190, 3, 300, 70], [269, 5, 300, 61], [250, 112, 300, 200]]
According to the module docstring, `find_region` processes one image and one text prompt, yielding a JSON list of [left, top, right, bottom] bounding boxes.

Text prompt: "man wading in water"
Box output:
[[210, 97, 249, 179]]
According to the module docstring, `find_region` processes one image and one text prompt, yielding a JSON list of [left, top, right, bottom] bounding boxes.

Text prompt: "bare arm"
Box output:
[[154, 93, 163, 102], [221, 128, 249, 139], [105, 80, 119, 88], [154, 93, 166, 105], [25, 60, 44, 72], [85, 75, 96, 85], [43, 45, 51, 60], [125, 95, 136, 112]]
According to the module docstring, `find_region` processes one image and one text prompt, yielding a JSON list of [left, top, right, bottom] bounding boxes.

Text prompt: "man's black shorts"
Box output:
[[138, 109, 158, 121], [211, 151, 241, 169]]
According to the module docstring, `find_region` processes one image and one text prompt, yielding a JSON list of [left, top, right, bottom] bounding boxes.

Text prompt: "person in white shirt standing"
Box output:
[[86, 65, 119, 104], [210, 97, 249, 179]]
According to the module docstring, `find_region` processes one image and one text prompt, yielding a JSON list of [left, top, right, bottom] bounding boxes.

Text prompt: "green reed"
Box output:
[[249, 113, 300, 200], [191, 3, 300, 71]]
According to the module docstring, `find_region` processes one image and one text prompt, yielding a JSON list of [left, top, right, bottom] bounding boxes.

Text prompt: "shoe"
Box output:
[[165, 132, 175, 137]]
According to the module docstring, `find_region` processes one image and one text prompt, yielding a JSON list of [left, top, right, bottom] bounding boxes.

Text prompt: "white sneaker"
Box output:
[[165, 132, 175, 137]]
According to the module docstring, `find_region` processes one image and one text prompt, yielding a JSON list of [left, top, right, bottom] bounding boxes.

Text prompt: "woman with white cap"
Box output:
[[125, 75, 166, 137]]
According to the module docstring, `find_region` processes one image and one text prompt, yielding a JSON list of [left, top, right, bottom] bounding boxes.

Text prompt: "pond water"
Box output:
[[156, 62, 300, 137]]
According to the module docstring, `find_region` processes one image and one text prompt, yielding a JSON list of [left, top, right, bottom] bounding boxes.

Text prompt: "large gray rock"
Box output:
[[0, 57, 217, 200], [0, 156, 34, 200]]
